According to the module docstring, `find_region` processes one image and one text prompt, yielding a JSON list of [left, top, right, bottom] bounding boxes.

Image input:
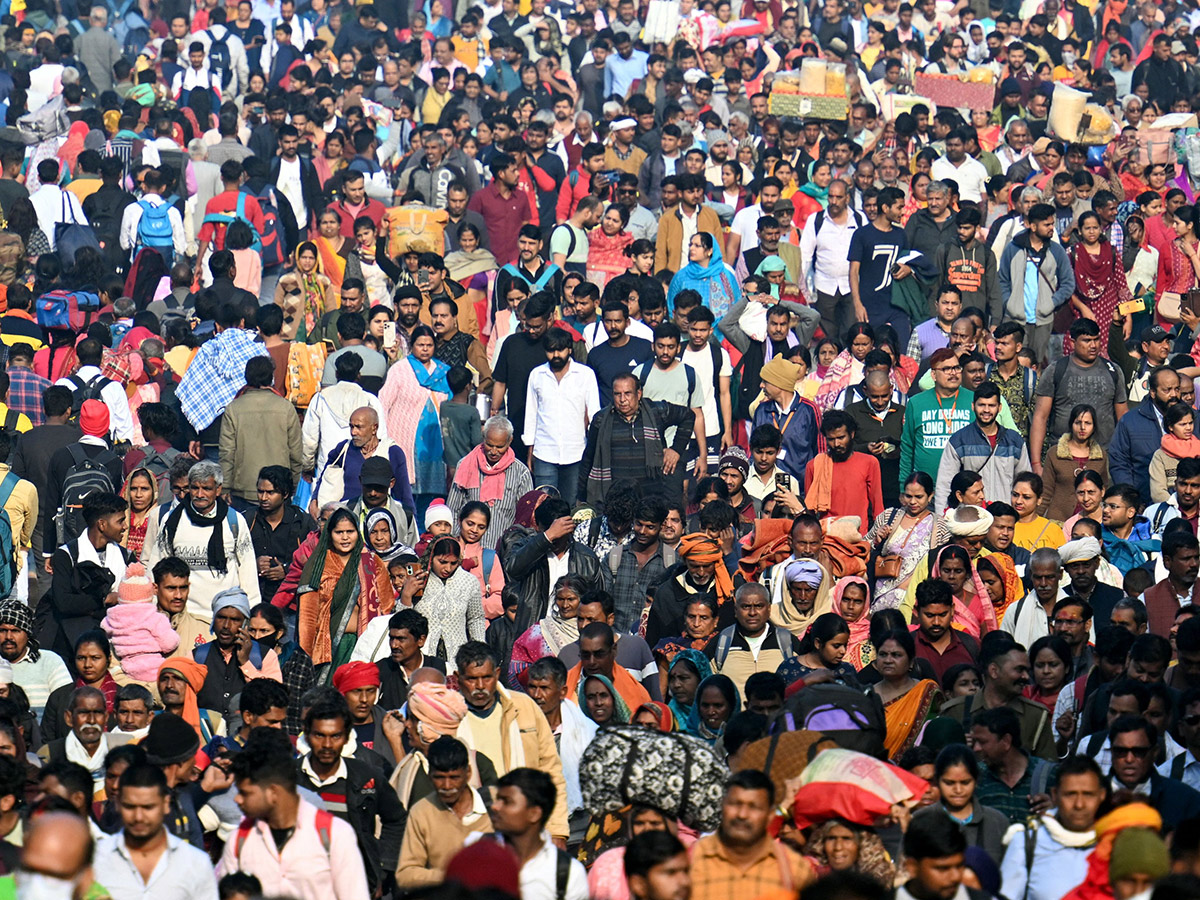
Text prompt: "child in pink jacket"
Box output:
[[102, 563, 180, 681]]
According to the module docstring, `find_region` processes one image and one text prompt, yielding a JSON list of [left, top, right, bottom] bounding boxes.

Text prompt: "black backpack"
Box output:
[[66, 374, 112, 425], [54, 444, 117, 546]]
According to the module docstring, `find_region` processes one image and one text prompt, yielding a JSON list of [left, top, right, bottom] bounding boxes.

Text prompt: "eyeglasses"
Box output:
[[934, 365, 962, 373], [1112, 745, 1153, 759]]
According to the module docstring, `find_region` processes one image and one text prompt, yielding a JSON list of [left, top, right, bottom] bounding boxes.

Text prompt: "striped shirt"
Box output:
[[447, 461, 534, 551], [689, 834, 815, 900]]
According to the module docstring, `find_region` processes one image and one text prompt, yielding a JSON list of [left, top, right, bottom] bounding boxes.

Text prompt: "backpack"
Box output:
[[234, 808, 333, 861], [35, 290, 101, 332], [206, 29, 234, 90], [249, 185, 287, 267], [778, 683, 888, 759], [0, 411, 19, 436], [0, 473, 19, 600], [608, 541, 676, 576], [713, 625, 795, 668], [133, 443, 181, 498], [135, 199, 176, 267], [202, 192, 263, 254], [550, 223, 585, 274], [635, 359, 697, 402], [286, 341, 326, 408], [65, 374, 113, 423], [1050, 354, 1123, 399], [54, 444, 117, 546]]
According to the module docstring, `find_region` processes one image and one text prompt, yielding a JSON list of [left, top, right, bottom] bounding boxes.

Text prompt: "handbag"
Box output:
[[1159, 290, 1183, 323], [314, 441, 350, 508], [874, 509, 906, 579]]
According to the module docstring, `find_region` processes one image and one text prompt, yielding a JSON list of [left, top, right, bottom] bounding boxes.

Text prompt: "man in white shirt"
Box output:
[[931, 127, 990, 204], [54, 339, 135, 443], [523, 327, 600, 509], [95, 763, 219, 900], [479, 768, 588, 900], [681, 306, 732, 467], [799, 178, 865, 345], [171, 42, 224, 106], [726, 177, 782, 262], [28, 159, 86, 252], [193, 7, 250, 100], [119, 168, 186, 267]]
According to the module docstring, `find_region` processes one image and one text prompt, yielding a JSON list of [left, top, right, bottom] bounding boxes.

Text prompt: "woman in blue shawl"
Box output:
[[667, 649, 713, 733], [379, 324, 450, 500], [693, 673, 741, 745], [667, 233, 742, 331]]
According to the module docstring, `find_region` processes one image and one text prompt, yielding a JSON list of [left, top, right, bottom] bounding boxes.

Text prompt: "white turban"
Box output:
[[945, 504, 994, 538], [1060, 537, 1102, 565]]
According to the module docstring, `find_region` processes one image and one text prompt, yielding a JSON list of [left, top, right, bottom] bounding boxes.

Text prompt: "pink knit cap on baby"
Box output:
[[117, 563, 155, 604]]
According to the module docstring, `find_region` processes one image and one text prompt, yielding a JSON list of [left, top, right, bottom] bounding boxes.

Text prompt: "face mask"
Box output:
[[15, 872, 77, 900], [256, 634, 278, 651], [1062, 51, 1077, 67]]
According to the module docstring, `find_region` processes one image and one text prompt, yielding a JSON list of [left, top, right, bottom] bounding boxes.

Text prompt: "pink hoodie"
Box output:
[[102, 604, 180, 682]]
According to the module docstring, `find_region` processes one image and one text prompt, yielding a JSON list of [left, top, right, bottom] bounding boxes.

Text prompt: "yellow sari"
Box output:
[[882, 679, 941, 761]]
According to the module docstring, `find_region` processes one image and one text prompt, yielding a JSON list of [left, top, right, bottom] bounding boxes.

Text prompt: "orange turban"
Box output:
[[332, 661, 382, 694], [157, 657, 208, 737], [678, 533, 734, 604]]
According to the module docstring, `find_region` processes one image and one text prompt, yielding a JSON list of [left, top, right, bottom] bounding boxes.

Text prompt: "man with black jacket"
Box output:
[[81, 155, 134, 272], [247, 465, 314, 603], [297, 697, 406, 895], [269, 124, 322, 236]]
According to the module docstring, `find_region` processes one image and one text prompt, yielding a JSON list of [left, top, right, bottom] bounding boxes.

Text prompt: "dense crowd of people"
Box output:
[[5, 0, 1200, 898]]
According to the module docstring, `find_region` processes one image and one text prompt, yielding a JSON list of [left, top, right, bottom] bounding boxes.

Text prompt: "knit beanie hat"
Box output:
[[117, 563, 155, 604], [142, 712, 200, 766], [760, 357, 801, 393], [1109, 828, 1170, 883], [424, 499, 453, 532]]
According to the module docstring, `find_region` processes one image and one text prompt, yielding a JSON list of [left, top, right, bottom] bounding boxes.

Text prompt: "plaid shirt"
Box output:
[[689, 834, 815, 900], [279, 642, 316, 735], [976, 753, 1055, 824], [176, 328, 269, 432], [6, 367, 49, 426]]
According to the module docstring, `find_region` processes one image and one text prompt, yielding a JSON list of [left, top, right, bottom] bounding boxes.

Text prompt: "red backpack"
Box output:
[[233, 809, 334, 861], [251, 185, 287, 268]]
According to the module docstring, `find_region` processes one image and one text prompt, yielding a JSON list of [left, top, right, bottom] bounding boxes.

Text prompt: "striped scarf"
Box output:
[[584, 402, 665, 508]]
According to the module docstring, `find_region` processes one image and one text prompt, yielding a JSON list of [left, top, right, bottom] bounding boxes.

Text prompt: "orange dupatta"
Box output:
[[316, 235, 348, 292]]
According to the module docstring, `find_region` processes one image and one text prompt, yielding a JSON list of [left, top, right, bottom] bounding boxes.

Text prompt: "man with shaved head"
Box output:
[[4, 812, 99, 898], [317, 405, 417, 533], [846, 368, 905, 508]]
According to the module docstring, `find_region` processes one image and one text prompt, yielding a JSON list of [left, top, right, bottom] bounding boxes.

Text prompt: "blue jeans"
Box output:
[[532, 458, 581, 508]]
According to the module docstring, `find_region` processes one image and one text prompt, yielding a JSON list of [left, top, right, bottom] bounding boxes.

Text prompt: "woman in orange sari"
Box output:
[[314, 207, 351, 294], [871, 627, 941, 762], [296, 508, 395, 680], [977, 552, 1021, 624]]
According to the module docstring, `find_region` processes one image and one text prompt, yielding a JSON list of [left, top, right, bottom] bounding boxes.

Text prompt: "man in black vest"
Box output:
[[192, 587, 280, 718]]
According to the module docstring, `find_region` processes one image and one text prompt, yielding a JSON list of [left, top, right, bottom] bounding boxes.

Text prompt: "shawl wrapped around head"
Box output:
[[579, 673, 630, 725], [157, 657, 207, 738], [831, 576, 871, 670], [667, 649, 713, 733], [677, 533, 733, 605], [806, 819, 895, 886], [978, 552, 1021, 624], [770, 557, 834, 638], [931, 546, 997, 640], [297, 515, 395, 667], [1061, 804, 1160, 900], [634, 701, 675, 733]]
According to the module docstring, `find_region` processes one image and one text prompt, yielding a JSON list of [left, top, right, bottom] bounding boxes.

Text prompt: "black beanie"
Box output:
[[142, 712, 201, 767]]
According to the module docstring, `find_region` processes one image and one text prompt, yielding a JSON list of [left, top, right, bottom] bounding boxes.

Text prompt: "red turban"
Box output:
[[332, 661, 381, 694]]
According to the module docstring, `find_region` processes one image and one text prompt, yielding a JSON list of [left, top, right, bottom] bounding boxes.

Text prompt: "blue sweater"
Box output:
[[1109, 400, 1163, 504], [751, 393, 818, 481]]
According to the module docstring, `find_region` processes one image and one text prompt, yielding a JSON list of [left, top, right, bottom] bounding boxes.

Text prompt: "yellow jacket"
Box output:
[[0, 464, 36, 565]]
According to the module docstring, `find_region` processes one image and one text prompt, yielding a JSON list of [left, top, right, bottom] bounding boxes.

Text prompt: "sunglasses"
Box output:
[[1112, 745, 1153, 759]]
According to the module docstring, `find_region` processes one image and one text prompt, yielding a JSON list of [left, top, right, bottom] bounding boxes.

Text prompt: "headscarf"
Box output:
[[212, 587, 251, 622], [57, 121, 90, 171], [693, 673, 740, 744], [754, 255, 789, 299], [157, 657, 207, 738], [1063, 804, 1161, 900], [806, 819, 895, 886], [634, 701, 675, 732], [513, 489, 549, 529], [290, 241, 330, 338], [978, 552, 1021, 623], [0, 600, 38, 662], [772, 557, 833, 638], [677, 533, 733, 605], [407, 681, 468, 739], [365, 507, 411, 562], [579, 673, 630, 725], [332, 660, 382, 693], [298, 513, 377, 666], [538, 597, 579, 657], [831, 576, 871, 670], [1059, 537, 1102, 565], [667, 649, 713, 733], [797, 161, 830, 206], [931, 546, 997, 640]]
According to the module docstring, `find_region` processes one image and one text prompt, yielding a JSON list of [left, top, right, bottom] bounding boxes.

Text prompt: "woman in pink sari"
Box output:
[[831, 576, 871, 671], [931, 544, 997, 639], [586, 205, 635, 289]]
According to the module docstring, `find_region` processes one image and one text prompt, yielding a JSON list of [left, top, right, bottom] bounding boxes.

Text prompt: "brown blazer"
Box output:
[[654, 204, 725, 272]]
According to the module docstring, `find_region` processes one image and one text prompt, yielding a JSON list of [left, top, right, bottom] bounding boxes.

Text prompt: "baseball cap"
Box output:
[[360, 457, 393, 488], [1141, 324, 1171, 344]]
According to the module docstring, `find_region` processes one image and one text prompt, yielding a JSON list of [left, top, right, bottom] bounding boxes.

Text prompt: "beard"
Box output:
[[828, 444, 853, 463], [548, 356, 569, 371], [398, 312, 420, 328]]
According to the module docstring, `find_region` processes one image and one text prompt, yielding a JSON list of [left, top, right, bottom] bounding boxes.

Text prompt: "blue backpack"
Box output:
[[135, 198, 175, 266], [201, 192, 263, 253], [35, 289, 101, 330]]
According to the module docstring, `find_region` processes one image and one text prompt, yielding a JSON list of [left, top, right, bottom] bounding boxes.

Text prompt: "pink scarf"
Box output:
[[932, 547, 998, 640], [453, 444, 516, 505]]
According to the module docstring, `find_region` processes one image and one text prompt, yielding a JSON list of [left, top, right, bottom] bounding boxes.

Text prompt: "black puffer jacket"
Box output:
[[500, 527, 611, 634]]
